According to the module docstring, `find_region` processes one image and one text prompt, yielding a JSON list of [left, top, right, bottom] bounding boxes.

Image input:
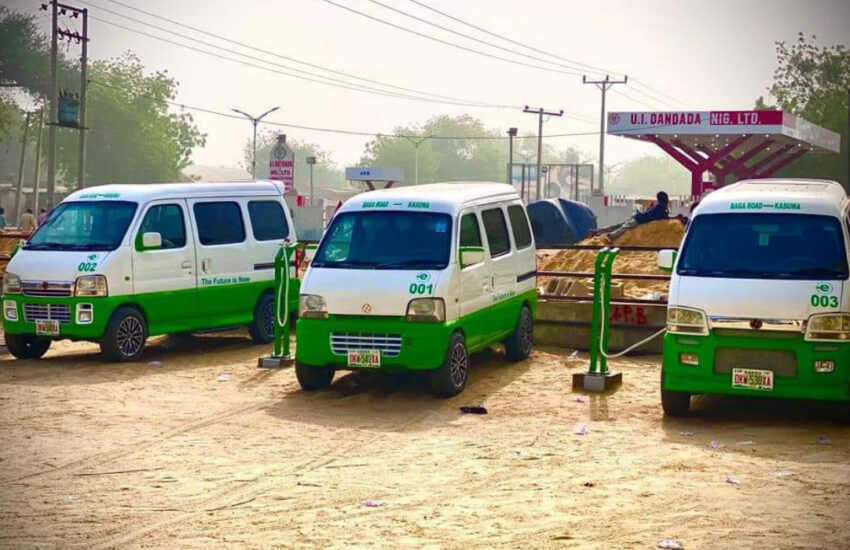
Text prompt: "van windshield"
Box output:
[[312, 211, 452, 270], [25, 201, 138, 251], [678, 213, 848, 280]]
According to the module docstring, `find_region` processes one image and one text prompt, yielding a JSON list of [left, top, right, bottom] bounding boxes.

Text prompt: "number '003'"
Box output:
[[811, 295, 838, 308]]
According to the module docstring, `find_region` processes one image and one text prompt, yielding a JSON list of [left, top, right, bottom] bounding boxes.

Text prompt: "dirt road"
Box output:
[[0, 333, 847, 549]]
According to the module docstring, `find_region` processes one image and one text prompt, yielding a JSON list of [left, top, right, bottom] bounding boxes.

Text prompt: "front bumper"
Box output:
[[295, 315, 457, 371], [662, 331, 850, 402], [1, 294, 118, 340]]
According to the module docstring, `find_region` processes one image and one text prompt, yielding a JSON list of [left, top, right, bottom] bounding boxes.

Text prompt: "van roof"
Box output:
[[339, 182, 519, 215], [695, 178, 848, 217], [63, 181, 287, 203]]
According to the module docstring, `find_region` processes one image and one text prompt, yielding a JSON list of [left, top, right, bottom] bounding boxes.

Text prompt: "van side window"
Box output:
[[139, 204, 186, 249], [482, 208, 511, 257], [248, 201, 289, 241], [193, 202, 245, 246], [459, 213, 482, 247], [507, 205, 532, 249]]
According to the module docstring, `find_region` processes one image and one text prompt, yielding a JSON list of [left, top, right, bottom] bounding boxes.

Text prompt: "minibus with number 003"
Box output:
[[1, 182, 298, 361], [657, 179, 850, 415], [296, 182, 537, 397]]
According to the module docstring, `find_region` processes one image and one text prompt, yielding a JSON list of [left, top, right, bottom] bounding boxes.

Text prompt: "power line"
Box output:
[[84, 0, 520, 109], [87, 78, 621, 140]]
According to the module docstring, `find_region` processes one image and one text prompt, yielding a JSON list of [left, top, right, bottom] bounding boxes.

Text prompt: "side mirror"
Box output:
[[139, 232, 162, 251], [657, 249, 677, 272], [459, 246, 486, 269]]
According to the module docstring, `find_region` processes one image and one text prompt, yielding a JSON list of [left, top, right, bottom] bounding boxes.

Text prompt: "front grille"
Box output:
[[330, 333, 402, 357], [714, 348, 797, 377], [713, 328, 799, 340], [24, 303, 72, 324], [22, 281, 73, 297]]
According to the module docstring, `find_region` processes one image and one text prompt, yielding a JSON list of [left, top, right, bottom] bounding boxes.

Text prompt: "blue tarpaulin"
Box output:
[[527, 199, 597, 246]]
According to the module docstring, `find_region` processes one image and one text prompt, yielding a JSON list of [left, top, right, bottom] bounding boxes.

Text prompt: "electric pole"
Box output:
[[32, 110, 45, 212], [507, 127, 517, 185], [77, 7, 88, 189], [15, 112, 33, 223], [232, 106, 280, 179], [402, 135, 430, 185], [306, 156, 317, 204], [46, 0, 58, 208], [583, 75, 627, 195], [523, 106, 563, 201]]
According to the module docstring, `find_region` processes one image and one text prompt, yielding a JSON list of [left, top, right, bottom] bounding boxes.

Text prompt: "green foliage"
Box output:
[[608, 155, 690, 196], [248, 130, 346, 191], [0, 8, 205, 186], [358, 114, 581, 184], [757, 33, 850, 187]]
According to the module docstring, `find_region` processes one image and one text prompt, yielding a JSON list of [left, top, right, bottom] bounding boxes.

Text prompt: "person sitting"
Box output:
[[592, 191, 670, 243]]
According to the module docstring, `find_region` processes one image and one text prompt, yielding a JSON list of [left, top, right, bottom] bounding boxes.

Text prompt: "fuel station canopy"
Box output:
[[607, 110, 841, 196]]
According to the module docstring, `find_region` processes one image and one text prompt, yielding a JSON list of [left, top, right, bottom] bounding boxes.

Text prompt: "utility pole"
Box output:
[[46, 0, 58, 208], [403, 135, 429, 185], [523, 106, 563, 201], [583, 75, 628, 195], [32, 110, 45, 212], [507, 127, 517, 185], [846, 88, 849, 190], [77, 7, 88, 189], [232, 106, 280, 179], [306, 156, 317, 204], [15, 112, 33, 224]]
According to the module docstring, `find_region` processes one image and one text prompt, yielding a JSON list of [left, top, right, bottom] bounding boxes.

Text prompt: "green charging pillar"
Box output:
[[259, 241, 297, 369]]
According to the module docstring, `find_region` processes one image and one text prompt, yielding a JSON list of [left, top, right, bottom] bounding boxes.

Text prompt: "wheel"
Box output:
[[248, 292, 276, 344], [661, 371, 691, 416], [429, 332, 469, 398], [100, 306, 147, 362], [295, 361, 335, 391], [504, 305, 534, 362], [5, 333, 51, 359]]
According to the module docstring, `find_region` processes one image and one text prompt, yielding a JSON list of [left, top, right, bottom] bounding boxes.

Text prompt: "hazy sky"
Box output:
[[9, 0, 850, 172]]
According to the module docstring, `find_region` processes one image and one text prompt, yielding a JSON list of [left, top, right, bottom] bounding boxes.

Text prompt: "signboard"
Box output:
[[345, 167, 405, 182], [269, 136, 295, 193], [607, 110, 840, 153]]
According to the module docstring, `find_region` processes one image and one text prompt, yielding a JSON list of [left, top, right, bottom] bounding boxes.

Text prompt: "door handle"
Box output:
[[202, 258, 212, 273], [181, 261, 192, 269]]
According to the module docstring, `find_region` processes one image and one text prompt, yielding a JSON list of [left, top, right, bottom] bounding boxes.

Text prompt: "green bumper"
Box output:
[[1, 294, 120, 340], [662, 332, 850, 402], [295, 316, 457, 371]]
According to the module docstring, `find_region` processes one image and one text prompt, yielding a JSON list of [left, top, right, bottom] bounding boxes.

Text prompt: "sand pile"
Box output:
[[538, 218, 685, 299]]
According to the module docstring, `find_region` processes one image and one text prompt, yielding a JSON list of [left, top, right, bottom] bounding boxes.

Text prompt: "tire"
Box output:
[[100, 306, 147, 362], [5, 333, 51, 359], [295, 361, 335, 391], [661, 371, 691, 416], [429, 332, 469, 398], [504, 305, 534, 362], [248, 292, 276, 344]]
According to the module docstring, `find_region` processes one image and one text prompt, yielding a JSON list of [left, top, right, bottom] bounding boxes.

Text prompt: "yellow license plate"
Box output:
[[35, 320, 59, 336], [347, 349, 381, 368], [732, 368, 774, 391]]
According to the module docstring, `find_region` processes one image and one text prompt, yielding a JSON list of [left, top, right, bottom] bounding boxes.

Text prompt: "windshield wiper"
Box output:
[[375, 259, 444, 269], [66, 243, 114, 250], [784, 267, 846, 277], [313, 259, 377, 268], [24, 242, 70, 250]]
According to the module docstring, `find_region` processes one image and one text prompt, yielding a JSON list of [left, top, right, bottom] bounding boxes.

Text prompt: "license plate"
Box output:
[[35, 319, 59, 336], [732, 368, 774, 391], [347, 349, 381, 368]]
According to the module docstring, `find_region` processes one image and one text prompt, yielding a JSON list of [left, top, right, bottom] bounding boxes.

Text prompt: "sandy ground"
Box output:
[[0, 333, 848, 549]]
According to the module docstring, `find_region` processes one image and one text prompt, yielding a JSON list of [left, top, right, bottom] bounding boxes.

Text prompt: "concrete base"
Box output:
[[572, 371, 623, 393], [258, 355, 295, 369]]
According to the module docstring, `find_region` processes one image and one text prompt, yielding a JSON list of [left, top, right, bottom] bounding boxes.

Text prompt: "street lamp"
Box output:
[[306, 156, 317, 204], [402, 135, 430, 185], [232, 106, 280, 179], [507, 127, 517, 185]]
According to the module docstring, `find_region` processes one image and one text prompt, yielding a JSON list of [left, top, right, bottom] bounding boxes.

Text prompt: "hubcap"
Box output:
[[262, 301, 275, 337], [520, 313, 533, 353], [116, 316, 144, 357], [449, 342, 468, 387]]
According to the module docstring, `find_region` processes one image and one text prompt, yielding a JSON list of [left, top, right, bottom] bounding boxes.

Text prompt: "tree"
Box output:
[[756, 33, 850, 187], [246, 130, 346, 193], [0, 8, 205, 186]]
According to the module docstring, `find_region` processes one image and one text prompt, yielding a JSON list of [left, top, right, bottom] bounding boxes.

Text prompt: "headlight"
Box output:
[[667, 307, 708, 335], [3, 273, 21, 294], [406, 298, 446, 323], [805, 313, 850, 341], [75, 275, 108, 297], [299, 294, 327, 319]]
